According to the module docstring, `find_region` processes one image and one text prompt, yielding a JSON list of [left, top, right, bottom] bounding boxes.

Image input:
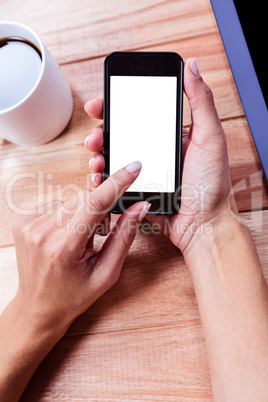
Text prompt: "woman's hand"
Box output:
[[84, 58, 268, 401], [84, 58, 236, 255], [13, 163, 151, 330], [0, 162, 151, 400]]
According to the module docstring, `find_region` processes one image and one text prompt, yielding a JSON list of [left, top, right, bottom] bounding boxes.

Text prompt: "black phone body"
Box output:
[[103, 51, 183, 215]]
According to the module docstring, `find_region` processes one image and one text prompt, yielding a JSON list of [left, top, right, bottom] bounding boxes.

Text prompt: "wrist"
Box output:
[[182, 206, 268, 401], [0, 296, 69, 399], [183, 205, 267, 306], [11, 292, 71, 340], [182, 205, 248, 274]]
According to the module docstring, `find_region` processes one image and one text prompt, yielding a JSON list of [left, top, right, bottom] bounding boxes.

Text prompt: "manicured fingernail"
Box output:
[[84, 100, 91, 112], [84, 134, 91, 147], [89, 156, 96, 169], [138, 203, 151, 222], [125, 161, 142, 174], [189, 58, 200, 77], [91, 173, 97, 184]]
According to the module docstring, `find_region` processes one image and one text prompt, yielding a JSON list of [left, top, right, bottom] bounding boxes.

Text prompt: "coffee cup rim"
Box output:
[[0, 21, 46, 115]]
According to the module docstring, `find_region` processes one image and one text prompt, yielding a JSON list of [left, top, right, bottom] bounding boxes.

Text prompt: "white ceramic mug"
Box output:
[[0, 21, 73, 146]]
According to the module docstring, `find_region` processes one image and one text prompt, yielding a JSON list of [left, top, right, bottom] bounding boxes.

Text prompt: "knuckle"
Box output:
[[47, 244, 65, 263], [13, 217, 47, 249], [26, 228, 46, 249], [17, 219, 33, 240], [112, 173, 127, 188], [44, 232, 68, 263], [189, 81, 215, 112], [204, 83, 214, 103], [87, 192, 106, 214], [12, 217, 24, 238], [121, 227, 136, 248], [108, 269, 121, 287], [109, 174, 128, 198], [101, 266, 121, 289], [12, 215, 33, 236]]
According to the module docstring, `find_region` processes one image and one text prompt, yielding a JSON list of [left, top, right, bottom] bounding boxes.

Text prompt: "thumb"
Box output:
[[92, 201, 151, 293], [184, 58, 223, 141]]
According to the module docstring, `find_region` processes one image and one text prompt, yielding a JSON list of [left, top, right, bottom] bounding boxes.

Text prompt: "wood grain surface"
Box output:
[[1, 0, 268, 400]]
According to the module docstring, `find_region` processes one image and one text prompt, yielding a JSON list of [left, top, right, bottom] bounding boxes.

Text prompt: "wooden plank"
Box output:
[[1, 210, 268, 337], [21, 321, 213, 401], [2, 0, 217, 65], [224, 118, 268, 212]]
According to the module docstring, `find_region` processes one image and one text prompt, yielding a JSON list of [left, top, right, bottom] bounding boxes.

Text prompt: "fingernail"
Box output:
[[91, 173, 97, 184], [189, 58, 200, 77], [84, 134, 91, 147], [84, 100, 91, 112], [89, 156, 96, 169], [138, 203, 151, 222], [125, 161, 142, 174]]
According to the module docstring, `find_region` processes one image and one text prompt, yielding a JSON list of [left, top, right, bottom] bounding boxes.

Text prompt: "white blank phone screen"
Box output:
[[110, 76, 177, 192]]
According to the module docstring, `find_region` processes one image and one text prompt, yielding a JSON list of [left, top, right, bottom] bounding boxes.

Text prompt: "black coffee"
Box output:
[[0, 37, 42, 111]]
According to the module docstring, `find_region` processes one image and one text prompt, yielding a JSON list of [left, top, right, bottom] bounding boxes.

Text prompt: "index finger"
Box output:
[[63, 160, 142, 236]]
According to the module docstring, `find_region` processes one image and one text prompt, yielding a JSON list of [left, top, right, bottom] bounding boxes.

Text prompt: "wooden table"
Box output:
[[1, 0, 268, 400]]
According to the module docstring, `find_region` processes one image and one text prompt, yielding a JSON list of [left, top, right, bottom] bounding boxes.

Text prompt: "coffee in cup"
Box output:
[[0, 22, 73, 146]]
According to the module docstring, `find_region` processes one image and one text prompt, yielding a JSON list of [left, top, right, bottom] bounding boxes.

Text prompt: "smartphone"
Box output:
[[103, 51, 183, 215]]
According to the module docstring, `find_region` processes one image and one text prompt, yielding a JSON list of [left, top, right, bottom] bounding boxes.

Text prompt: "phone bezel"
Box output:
[[103, 51, 183, 215]]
